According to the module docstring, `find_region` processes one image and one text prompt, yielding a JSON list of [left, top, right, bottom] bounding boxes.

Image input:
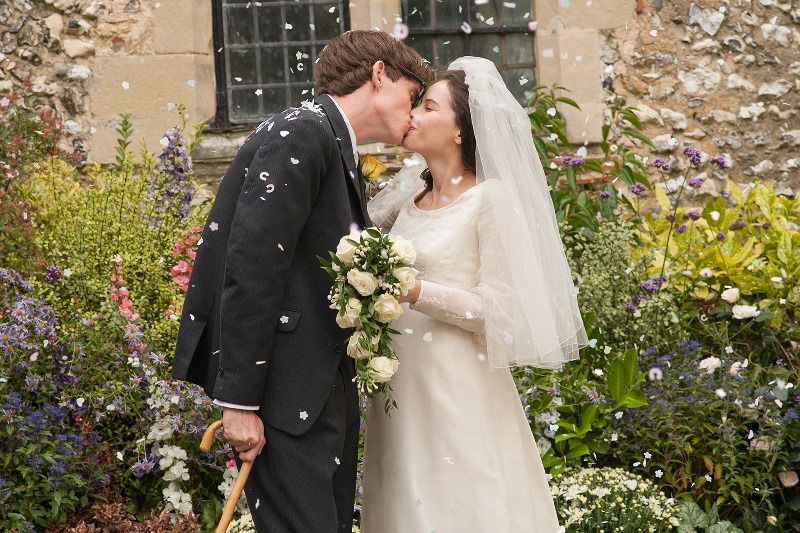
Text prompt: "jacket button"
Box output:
[[218, 368, 224, 376], [335, 343, 343, 354]]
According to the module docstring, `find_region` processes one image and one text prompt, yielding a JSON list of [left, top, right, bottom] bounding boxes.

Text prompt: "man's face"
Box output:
[[371, 68, 425, 145]]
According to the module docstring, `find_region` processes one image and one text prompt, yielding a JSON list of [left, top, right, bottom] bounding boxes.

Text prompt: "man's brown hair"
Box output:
[[316, 30, 432, 96]]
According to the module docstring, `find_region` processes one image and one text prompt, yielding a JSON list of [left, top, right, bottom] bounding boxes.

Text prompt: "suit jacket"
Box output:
[[172, 94, 369, 436]]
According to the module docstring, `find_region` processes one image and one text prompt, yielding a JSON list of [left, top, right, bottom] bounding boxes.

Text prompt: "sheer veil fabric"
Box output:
[[370, 56, 588, 370]]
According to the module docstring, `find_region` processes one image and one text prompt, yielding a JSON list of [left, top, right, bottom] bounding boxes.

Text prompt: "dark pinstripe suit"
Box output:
[[172, 94, 368, 531]]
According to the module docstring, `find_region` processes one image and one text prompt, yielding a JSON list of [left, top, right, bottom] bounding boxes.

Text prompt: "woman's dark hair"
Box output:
[[421, 70, 477, 190]]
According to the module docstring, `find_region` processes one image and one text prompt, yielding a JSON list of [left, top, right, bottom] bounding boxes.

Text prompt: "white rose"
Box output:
[[392, 266, 419, 295], [390, 235, 416, 264], [720, 287, 740, 304], [347, 269, 379, 297], [335, 297, 362, 328], [732, 304, 760, 319], [335, 232, 359, 266], [729, 360, 748, 377], [374, 293, 403, 323], [698, 356, 721, 374], [368, 356, 398, 383], [346, 330, 373, 360]]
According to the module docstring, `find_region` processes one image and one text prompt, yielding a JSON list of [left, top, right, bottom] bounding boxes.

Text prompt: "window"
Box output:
[[401, 0, 536, 104], [212, 0, 349, 127]]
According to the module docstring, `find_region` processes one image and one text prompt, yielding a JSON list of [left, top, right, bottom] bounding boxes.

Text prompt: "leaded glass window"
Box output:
[[401, 0, 536, 104], [214, 0, 348, 126]]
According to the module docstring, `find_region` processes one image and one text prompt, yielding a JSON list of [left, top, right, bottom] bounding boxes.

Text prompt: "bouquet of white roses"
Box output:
[[319, 226, 418, 412]]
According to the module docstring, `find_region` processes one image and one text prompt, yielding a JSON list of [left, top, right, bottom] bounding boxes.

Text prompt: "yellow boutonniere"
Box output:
[[358, 154, 387, 183]]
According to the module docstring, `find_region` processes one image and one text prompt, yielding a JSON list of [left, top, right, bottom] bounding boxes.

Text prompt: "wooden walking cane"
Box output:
[[201, 419, 254, 533]]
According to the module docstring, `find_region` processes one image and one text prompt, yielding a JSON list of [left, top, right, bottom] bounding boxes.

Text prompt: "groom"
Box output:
[[171, 31, 431, 531]]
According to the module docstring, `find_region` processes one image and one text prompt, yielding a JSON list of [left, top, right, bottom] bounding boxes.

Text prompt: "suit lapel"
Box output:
[[315, 94, 369, 224]]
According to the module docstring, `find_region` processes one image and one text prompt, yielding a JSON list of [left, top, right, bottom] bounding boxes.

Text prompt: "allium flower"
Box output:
[[674, 223, 687, 234], [716, 232, 726, 241], [666, 213, 675, 222], [685, 210, 701, 221], [43, 264, 61, 283], [687, 178, 703, 188], [710, 155, 730, 169], [623, 302, 636, 314], [630, 182, 647, 195]]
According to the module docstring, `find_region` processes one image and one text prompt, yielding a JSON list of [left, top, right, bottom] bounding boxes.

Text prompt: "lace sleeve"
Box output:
[[409, 280, 486, 334], [367, 155, 426, 232]]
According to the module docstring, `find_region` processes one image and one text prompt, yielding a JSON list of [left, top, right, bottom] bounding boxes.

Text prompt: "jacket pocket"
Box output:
[[275, 308, 301, 332]]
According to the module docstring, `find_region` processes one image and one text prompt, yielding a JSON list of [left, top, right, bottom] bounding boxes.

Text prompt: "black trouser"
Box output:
[[237, 356, 359, 532]]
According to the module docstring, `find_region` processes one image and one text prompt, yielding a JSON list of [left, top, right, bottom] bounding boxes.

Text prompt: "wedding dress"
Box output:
[[361, 180, 561, 533]]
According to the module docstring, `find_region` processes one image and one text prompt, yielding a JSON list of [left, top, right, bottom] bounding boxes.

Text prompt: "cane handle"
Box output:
[[200, 419, 224, 452]]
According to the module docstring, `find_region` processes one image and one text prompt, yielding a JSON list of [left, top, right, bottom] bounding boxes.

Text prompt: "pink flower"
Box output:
[[186, 248, 196, 260], [110, 293, 118, 302], [119, 287, 129, 297]]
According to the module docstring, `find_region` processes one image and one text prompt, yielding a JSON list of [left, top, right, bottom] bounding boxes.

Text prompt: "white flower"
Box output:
[[593, 368, 604, 377], [699, 267, 713, 279], [368, 356, 398, 383], [392, 266, 419, 295], [720, 287, 740, 303], [346, 330, 374, 360], [698, 356, 721, 374], [729, 360, 747, 377], [725, 346, 733, 354], [335, 231, 360, 266], [335, 298, 362, 328], [373, 293, 403, 323], [709, 210, 720, 221], [731, 304, 760, 319], [390, 235, 416, 264], [347, 269, 379, 296]]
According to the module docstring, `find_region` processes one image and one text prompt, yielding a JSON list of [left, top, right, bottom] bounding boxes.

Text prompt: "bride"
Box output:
[[361, 57, 588, 532]]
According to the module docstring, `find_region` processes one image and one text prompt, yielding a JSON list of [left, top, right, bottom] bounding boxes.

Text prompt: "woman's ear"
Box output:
[[455, 131, 463, 146]]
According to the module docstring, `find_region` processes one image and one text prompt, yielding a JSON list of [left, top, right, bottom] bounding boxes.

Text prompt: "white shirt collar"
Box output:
[[329, 96, 358, 165]]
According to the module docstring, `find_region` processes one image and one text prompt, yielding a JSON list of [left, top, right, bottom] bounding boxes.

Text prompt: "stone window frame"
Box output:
[[209, 0, 350, 130], [401, 0, 537, 103]]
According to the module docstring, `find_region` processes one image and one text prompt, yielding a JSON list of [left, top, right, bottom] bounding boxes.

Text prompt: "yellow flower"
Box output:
[[359, 153, 387, 182]]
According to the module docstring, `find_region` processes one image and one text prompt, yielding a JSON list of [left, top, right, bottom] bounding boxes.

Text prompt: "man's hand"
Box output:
[[222, 407, 267, 462]]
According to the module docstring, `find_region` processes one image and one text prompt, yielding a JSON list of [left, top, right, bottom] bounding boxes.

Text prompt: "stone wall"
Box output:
[[0, 0, 214, 166], [601, 0, 799, 197]]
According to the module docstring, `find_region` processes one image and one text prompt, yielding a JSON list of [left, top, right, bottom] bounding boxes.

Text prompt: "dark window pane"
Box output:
[[285, 5, 312, 42], [261, 86, 289, 115], [403, 0, 431, 29], [468, 34, 501, 61], [223, 0, 252, 4], [506, 32, 534, 65], [257, 7, 283, 43], [229, 48, 258, 85], [313, 4, 341, 40], [434, 0, 466, 28], [287, 45, 314, 84], [225, 6, 255, 46], [434, 35, 464, 67], [405, 35, 434, 68], [469, 1, 499, 29], [259, 46, 286, 84], [230, 87, 263, 121], [503, 0, 534, 25], [290, 84, 315, 104], [504, 67, 535, 105]]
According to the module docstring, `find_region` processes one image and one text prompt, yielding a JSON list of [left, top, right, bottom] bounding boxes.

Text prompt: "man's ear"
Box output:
[[371, 61, 386, 89]]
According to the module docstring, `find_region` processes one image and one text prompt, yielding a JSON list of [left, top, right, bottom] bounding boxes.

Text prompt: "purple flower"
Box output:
[[43, 264, 61, 283], [130, 455, 157, 478], [631, 182, 647, 195], [582, 385, 605, 404], [710, 155, 730, 169], [686, 210, 701, 221], [666, 213, 675, 222], [674, 223, 688, 234], [633, 293, 647, 304], [687, 178, 703, 188], [716, 232, 726, 241], [600, 190, 611, 198], [729, 220, 747, 231], [776, 359, 786, 367], [683, 145, 703, 166], [623, 302, 636, 314], [653, 158, 671, 171]]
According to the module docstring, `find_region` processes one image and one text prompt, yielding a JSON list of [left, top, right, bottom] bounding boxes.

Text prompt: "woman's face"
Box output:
[[402, 81, 462, 158]]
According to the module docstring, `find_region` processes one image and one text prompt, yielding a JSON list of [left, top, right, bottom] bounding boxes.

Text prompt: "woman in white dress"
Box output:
[[362, 57, 588, 532]]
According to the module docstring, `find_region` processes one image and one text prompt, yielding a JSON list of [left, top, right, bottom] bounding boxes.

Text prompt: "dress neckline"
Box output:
[[411, 181, 485, 214]]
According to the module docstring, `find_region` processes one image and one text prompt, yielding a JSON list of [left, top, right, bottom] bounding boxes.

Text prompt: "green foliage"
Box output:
[[676, 501, 744, 533]]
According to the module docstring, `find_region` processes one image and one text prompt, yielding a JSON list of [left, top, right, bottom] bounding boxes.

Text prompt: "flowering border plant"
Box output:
[[320, 227, 418, 412]]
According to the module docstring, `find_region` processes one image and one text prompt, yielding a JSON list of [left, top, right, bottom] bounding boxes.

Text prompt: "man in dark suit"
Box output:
[[171, 31, 431, 531]]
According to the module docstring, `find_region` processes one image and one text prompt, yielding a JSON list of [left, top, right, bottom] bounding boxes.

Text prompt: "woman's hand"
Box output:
[[398, 280, 421, 304]]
